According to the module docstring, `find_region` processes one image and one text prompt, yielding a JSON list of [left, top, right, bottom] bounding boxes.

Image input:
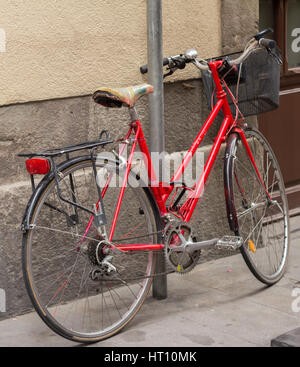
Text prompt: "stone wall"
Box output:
[[0, 0, 259, 318]]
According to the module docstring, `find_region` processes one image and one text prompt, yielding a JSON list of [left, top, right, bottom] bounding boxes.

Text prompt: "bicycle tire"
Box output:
[[225, 127, 289, 285], [22, 155, 161, 343]]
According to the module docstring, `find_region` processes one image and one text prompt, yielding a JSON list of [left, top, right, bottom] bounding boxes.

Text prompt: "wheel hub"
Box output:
[[87, 235, 107, 265]]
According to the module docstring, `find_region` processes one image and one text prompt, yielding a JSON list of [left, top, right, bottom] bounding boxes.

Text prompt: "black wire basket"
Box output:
[[201, 47, 281, 117]]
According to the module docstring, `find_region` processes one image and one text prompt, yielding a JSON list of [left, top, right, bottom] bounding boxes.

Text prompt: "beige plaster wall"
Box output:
[[0, 0, 221, 106]]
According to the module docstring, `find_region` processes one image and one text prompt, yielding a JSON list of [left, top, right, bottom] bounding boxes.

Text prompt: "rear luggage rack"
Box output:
[[18, 132, 113, 159], [18, 131, 113, 230]]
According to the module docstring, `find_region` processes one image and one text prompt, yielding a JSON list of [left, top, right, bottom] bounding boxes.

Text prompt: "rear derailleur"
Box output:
[[83, 236, 118, 281], [90, 256, 117, 281]]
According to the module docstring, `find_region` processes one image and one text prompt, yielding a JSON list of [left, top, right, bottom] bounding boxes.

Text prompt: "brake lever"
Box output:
[[163, 56, 186, 78], [163, 69, 175, 78]]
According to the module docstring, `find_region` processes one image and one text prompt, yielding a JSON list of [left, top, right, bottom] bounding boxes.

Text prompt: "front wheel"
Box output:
[[225, 127, 289, 285], [22, 156, 161, 343]]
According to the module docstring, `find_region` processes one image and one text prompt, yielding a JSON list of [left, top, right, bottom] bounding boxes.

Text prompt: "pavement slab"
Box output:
[[0, 216, 299, 347]]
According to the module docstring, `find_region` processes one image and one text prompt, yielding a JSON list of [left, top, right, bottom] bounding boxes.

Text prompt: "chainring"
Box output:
[[164, 222, 200, 274]]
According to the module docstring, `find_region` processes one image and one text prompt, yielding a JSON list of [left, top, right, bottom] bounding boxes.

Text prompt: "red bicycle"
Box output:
[[20, 29, 289, 343]]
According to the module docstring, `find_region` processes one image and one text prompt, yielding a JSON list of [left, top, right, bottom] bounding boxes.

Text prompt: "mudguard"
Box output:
[[223, 132, 240, 235]]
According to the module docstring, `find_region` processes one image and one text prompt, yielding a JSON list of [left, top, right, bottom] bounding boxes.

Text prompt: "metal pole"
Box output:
[[147, 0, 167, 300]]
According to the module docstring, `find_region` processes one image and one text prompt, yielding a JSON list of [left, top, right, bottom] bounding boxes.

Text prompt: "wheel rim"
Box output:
[[24, 160, 157, 340], [233, 129, 289, 281]]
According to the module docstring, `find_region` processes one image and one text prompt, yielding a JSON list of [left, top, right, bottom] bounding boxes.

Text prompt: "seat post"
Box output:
[[129, 107, 139, 122]]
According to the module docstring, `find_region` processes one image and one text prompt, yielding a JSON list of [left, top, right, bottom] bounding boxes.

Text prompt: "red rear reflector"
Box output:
[[26, 158, 50, 175]]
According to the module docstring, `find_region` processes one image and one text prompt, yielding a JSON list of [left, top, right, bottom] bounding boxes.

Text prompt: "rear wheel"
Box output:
[[226, 127, 289, 284], [22, 156, 160, 343]]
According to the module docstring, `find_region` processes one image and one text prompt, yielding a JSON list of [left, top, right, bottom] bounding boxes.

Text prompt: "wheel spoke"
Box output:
[[23, 158, 157, 341], [232, 129, 289, 283]]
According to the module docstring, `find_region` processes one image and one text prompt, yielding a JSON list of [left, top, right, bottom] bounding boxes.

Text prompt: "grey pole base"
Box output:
[[147, 0, 167, 300], [271, 328, 300, 347], [152, 254, 167, 300]]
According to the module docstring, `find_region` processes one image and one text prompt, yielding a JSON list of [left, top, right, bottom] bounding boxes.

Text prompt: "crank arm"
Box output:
[[185, 238, 219, 253], [170, 238, 219, 254]]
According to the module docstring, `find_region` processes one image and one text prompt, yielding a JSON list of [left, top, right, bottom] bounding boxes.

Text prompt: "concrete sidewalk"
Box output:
[[0, 216, 299, 347]]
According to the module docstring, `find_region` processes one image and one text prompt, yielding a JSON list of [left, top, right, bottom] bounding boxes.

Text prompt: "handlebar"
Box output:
[[140, 57, 170, 74], [228, 38, 278, 66], [139, 30, 278, 76]]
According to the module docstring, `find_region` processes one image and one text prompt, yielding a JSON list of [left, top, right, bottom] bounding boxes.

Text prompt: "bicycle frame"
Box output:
[[91, 60, 272, 251]]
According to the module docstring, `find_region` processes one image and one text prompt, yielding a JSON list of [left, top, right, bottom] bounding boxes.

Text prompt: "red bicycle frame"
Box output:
[[90, 60, 272, 251]]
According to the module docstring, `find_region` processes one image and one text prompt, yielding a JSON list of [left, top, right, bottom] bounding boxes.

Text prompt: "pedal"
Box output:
[[216, 236, 243, 251]]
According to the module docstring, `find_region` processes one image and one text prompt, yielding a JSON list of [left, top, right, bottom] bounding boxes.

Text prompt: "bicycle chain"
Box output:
[[26, 225, 165, 244], [111, 229, 165, 243], [95, 268, 174, 283], [28, 225, 175, 282]]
